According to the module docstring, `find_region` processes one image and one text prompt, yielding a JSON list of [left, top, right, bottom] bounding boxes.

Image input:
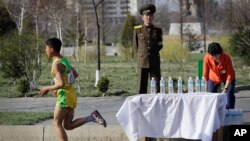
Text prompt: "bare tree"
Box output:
[[3, 0, 27, 35], [73, 0, 82, 92], [3, 0, 44, 89], [154, 5, 170, 33], [44, 0, 67, 46], [92, 0, 104, 87]]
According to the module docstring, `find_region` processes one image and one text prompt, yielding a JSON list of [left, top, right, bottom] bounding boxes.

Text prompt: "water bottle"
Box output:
[[160, 77, 165, 94], [188, 77, 194, 94], [195, 77, 200, 93], [168, 77, 174, 94], [150, 77, 156, 94], [177, 77, 182, 94], [201, 77, 206, 93], [225, 109, 243, 125]]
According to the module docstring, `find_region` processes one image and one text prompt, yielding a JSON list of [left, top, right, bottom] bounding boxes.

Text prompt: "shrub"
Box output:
[[17, 79, 29, 95], [229, 27, 250, 65], [97, 77, 110, 94]]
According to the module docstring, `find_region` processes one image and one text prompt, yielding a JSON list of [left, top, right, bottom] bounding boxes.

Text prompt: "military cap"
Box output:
[[139, 4, 156, 15]]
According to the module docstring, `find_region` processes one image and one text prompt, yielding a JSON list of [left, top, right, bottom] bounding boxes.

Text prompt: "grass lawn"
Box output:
[[0, 112, 53, 125], [1, 55, 249, 98], [0, 35, 249, 97]]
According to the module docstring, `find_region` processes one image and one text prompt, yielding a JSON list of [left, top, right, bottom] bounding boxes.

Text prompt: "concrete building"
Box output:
[[66, 0, 156, 24], [70, 0, 130, 25]]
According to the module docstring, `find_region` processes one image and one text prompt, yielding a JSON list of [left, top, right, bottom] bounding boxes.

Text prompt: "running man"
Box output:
[[39, 38, 107, 141]]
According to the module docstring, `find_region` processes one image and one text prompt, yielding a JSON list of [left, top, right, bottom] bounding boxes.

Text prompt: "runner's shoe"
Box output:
[[91, 110, 107, 127]]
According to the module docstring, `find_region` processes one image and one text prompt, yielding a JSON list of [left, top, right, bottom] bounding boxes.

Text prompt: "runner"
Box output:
[[39, 38, 107, 141]]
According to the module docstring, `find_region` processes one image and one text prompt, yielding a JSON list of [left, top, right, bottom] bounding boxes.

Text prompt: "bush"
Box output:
[[119, 14, 137, 48], [118, 14, 137, 62], [229, 27, 250, 65], [118, 45, 134, 62], [97, 77, 110, 94], [0, 30, 44, 83], [160, 36, 189, 71], [17, 79, 29, 95], [161, 36, 189, 63]]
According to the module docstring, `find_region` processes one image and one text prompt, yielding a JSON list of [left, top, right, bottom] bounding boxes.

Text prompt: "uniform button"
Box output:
[[148, 53, 150, 55], [147, 41, 150, 43]]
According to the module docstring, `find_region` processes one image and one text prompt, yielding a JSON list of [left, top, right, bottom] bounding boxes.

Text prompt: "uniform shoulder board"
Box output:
[[134, 25, 142, 29]]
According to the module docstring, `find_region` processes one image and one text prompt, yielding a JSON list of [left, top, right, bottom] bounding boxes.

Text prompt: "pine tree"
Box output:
[[120, 14, 137, 48]]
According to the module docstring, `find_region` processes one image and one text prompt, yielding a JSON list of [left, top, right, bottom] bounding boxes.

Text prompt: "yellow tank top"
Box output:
[[51, 57, 75, 89]]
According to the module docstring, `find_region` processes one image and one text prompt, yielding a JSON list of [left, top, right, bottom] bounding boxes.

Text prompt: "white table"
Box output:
[[116, 93, 227, 141]]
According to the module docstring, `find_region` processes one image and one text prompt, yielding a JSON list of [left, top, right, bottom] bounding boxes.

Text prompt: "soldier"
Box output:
[[133, 4, 163, 94]]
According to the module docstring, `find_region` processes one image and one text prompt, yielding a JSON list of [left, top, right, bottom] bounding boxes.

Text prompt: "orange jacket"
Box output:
[[203, 53, 235, 84]]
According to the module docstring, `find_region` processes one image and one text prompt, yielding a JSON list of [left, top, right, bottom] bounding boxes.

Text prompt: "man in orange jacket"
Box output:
[[203, 42, 236, 109]]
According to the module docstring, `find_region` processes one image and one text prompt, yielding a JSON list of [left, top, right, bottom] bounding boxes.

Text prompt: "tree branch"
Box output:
[[96, 0, 104, 8]]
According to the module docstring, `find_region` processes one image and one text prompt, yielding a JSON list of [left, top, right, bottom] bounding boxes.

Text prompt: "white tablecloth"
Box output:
[[116, 93, 227, 141]]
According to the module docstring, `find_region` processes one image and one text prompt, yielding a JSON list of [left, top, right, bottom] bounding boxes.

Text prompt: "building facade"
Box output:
[[67, 0, 156, 25]]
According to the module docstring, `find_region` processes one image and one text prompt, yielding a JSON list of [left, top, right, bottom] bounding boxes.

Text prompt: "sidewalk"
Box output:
[[0, 125, 128, 141], [0, 91, 249, 141]]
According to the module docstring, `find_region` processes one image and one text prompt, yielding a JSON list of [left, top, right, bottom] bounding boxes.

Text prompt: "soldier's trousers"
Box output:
[[137, 67, 161, 94]]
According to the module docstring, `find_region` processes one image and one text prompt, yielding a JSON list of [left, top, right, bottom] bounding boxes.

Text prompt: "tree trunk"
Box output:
[[32, 0, 41, 89], [75, 0, 81, 92], [179, 0, 184, 47], [84, 12, 88, 64], [92, 0, 104, 87], [18, 2, 25, 35], [203, 0, 207, 53]]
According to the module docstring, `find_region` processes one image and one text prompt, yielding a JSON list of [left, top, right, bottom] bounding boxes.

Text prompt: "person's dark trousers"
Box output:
[[137, 67, 161, 94], [208, 79, 236, 109]]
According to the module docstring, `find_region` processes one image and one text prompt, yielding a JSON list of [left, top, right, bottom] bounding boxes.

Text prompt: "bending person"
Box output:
[[203, 42, 236, 109]]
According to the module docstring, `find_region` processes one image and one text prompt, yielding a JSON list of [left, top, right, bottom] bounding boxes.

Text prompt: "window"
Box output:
[[120, 6, 129, 9], [108, 12, 116, 15], [120, 1, 129, 4], [107, 6, 116, 9], [121, 11, 128, 15]]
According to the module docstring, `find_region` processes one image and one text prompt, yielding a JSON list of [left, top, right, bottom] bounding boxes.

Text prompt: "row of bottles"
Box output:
[[150, 77, 206, 94]]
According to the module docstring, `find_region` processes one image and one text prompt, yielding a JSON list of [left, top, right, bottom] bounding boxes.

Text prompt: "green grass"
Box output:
[[0, 112, 53, 125], [0, 35, 249, 97]]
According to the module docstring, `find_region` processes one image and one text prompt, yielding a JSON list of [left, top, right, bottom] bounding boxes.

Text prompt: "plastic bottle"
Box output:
[[168, 77, 174, 94], [188, 77, 194, 94], [160, 77, 165, 94], [195, 77, 201, 93], [177, 77, 183, 94], [150, 77, 156, 94], [201, 77, 206, 93]]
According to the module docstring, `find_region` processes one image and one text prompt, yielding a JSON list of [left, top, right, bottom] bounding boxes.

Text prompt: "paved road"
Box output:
[[0, 91, 249, 126], [0, 96, 125, 125]]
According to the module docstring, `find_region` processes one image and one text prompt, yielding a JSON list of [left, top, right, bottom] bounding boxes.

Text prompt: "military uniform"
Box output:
[[133, 4, 163, 94]]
